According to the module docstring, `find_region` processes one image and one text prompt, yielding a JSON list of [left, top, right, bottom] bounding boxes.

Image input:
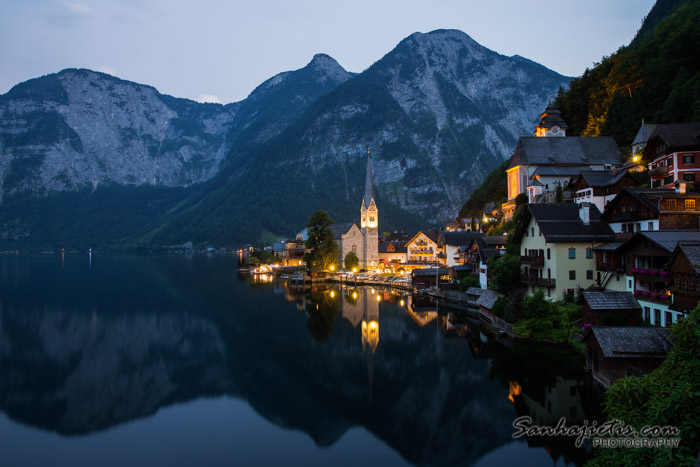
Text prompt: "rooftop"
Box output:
[[583, 327, 673, 359], [509, 136, 621, 169], [514, 204, 614, 243], [582, 291, 641, 310], [476, 289, 504, 309]]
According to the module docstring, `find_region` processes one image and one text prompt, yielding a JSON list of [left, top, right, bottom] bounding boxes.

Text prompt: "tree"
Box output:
[[304, 210, 340, 270], [488, 244, 521, 294], [344, 251, 359, 270]]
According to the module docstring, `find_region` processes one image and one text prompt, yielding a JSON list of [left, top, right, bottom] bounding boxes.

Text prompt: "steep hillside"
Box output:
[[554, 0, 700, 145]]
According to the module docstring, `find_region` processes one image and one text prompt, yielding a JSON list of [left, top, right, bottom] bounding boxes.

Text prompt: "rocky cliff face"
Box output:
[[0, 69, 238, 199]]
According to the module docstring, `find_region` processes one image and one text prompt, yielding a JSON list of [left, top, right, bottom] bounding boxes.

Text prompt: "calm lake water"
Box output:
[[0, 253, 603, 466]]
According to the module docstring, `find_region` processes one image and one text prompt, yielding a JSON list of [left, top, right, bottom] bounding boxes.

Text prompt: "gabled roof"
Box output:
[[666, 241, 700, 275], [621, 230, 700, 254], [509, 136, 621, 169], [645, 122, 700, 152], [601, 186, 676, 220], [582, 291, 641, 311], [632, 122, 657, 146], [412, 268, 450, 277], [583, 327, 673, 359], [476, 289, 504, 310], [536, 105, 569, 130], [378, 241, 407, 254], [593, 241, 625, 252], [329, 223, 358, 239], [578, 170, 633, 188], [442, 231, 481, 246], [532, 166, 587, 177], [513, 204, 614, 243]]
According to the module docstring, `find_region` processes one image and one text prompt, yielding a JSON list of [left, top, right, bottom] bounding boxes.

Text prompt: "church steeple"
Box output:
[[362, 150, 375, 210], [534, 104, 568, 137]]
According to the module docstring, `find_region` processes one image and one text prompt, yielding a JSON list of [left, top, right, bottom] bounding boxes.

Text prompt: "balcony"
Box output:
[[521, 254, 544, 267], [632, 268, 670, 281], [521, 275, 556, 287], [634, 289, 672, 304]]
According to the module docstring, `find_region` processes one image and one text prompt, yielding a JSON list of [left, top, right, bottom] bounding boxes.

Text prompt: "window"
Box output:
[[668, 158, 674, 167], [369, 216, 375, 222], [686, 199, 696, 211], [587, 270, 593, 280], [586, 248, 592, 258], [547, 248, 550, 260], [568, 248, 576, 259], [531, 227, 535, 237], [636, 223, 641, 232], [352, 245, 356, 253], [643, 307, 650, 322], [569, 270, 576, 280], [629, 279, 632, 289], [683, 154, 695, 164], [652, 179, 662, 188], [602, 252, 608, 263], [665, 311, 673, 327], [683, 172, 695, 182], [654, 309, 661, 326], [664, 175, 674, 185], [666, 199, 676, 210], [648, 222, 654, 231]]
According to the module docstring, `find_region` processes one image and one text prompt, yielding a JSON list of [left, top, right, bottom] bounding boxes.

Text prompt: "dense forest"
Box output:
[[458, 0, 699, 220]]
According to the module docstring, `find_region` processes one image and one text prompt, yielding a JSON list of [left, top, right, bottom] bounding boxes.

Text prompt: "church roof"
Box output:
[[362, 157, 375, 209], [329, 223, 357, 239], [508, 137, 621, 169], [632, 122, 657, 146]]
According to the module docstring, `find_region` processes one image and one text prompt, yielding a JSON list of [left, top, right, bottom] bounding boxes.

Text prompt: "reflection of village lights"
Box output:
[[633, 155, 640, 163], [376, 295, 381, 302], [330, 265, 335, 271], [352, 292, 358, 299], [508, 381, 522, 403], [400, 299, 405, 306], [370, 288, 375, 294], [352, 268, 357, 273], [330, 291, 335, 298]]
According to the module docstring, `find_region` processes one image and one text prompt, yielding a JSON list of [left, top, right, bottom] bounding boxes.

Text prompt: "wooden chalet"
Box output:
[[581, 291, 641, 326], [666, 241, 700, 316]]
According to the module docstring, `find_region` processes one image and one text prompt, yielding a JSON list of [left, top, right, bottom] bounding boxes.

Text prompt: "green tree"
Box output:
[[488, 244, 521, 294], [304, 210, 340, 270], [458, 273, 480, 291], [344, 251, 359, 270]]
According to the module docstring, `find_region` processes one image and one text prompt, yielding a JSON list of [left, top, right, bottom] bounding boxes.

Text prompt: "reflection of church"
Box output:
[[332, 157, 380, 269], [340, 287, 380, 354]]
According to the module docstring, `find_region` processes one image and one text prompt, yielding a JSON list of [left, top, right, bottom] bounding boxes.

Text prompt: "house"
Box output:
[[463, 235, 506, 289], [582, 327, 672, 387], [592, 240, 627, 291], [441, 231, 481, 267], [406, 230, 440, 264], [514, 203, 614, 301], [411, 268, 451, 290], [610, 230, 700, 327], [503, 105, 621, 218], [378, 241, 407, 271], [601, 186, 700, 237], [571, 170, 638, 214], [666, 241, 700, 317], [645, 122, 700, 190], [581, 291, 641, 326]]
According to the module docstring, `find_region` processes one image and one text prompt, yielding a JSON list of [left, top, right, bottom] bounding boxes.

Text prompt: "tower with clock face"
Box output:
[[360, 156, 379, 269], [534, 105, 568, 137]]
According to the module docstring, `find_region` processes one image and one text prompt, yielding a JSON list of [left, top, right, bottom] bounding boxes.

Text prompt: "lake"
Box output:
[[0, 253, 603, 466]]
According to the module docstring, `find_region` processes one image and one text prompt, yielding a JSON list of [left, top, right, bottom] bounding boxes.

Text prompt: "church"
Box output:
[[330, 157, 380, 269]]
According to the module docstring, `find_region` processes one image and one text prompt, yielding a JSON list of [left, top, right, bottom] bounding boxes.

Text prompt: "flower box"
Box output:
[[659, 271, 668, 277], [642, 291, 650, 297], [649, 269, 658, 275], [632, 268, 639, 273], [639, 269, 648, 275]]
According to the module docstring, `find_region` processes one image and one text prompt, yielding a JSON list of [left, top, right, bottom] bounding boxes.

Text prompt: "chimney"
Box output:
[[579, 203, 591, 225]]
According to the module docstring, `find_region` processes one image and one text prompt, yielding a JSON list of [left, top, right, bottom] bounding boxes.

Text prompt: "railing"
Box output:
[[521, 275, 556, 287], [521, 255, 544, 267], [634, 289, 671, 304], [633, 269, 670, 281]]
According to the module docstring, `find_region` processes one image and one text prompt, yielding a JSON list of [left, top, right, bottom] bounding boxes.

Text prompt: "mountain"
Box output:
[[147, 30, 569, 247], [0, 30, 569, 249]]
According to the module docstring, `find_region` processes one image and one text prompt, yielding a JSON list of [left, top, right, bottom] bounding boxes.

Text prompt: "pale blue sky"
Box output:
[[0, 0, 656, 104]]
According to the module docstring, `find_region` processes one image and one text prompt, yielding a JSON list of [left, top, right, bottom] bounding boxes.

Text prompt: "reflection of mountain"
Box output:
[[0, 256, 584, 466]]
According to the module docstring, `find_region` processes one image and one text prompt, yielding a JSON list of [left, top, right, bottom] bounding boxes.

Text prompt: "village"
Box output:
[[240, 106, 700, 390]]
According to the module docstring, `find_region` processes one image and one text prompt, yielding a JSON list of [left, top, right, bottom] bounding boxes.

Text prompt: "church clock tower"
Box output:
[[360, 155, 379, 269]]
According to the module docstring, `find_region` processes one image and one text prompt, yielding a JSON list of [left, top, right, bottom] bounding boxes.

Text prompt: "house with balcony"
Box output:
[[461, 235, 507, 289], [273, 237, 307, 266], [592, 240, 627, 292], [378, 241, 407, 270], [666, 241, 700, 318], [513, 203, 614, 301], [441, 231, 481, 267], [406, 230, 440, 264], [645, 122, 700, 190], [613, 230, 700, 327], [571, 170, 638, 214], [601, 186, 700, 237]]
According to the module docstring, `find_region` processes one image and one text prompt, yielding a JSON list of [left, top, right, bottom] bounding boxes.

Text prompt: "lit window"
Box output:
[[686, 200, 696, 211]]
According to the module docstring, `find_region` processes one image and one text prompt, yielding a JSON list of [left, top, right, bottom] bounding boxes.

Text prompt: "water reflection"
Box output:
[[0, 255, 601, 466]]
